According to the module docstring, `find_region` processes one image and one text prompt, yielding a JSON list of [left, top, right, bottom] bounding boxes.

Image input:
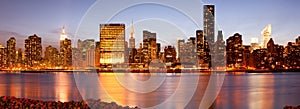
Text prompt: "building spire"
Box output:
[[60, 26, 68, 40], [130, 20, 134, 38]]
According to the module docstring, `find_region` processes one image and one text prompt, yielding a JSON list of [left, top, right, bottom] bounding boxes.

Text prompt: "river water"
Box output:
[[0, 72, 299, 109]]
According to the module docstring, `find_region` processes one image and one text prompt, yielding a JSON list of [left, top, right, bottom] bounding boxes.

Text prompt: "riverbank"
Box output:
[[284, 105, 300, 109], [0, 96, 139, 109]]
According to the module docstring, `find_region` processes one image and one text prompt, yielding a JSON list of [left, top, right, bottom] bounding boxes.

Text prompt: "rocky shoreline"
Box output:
[[0, 96, 139, 109], [284, 105, 300, 109]]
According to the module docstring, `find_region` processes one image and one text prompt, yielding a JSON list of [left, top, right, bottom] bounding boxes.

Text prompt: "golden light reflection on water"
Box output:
[[248, 74, 274, 109], [54, 73, 71, 102], [98, 73, 181, 108]]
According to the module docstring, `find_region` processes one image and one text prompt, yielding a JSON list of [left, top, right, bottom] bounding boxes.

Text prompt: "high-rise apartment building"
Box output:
[[6, 37, 16, 67], [226, 33, 244, 69], [25, 34, 42, 67]]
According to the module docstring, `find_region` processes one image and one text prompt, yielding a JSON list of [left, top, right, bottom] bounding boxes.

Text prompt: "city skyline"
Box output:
[[1, 0, 300, 49]]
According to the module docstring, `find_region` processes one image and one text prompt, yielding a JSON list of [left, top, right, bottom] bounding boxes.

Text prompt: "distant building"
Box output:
[[250, 37, 260, 52], [86, 48, 95, 67], [156, 43, 161, 59], [261, 24, 272, 48], [203, 5, 215, 46], [196, 30, 211, 69], [212, 30, 226, 70], [226, 33, 244, 69], [243, 45, 251, 69], [6, 37, 16, 68], [95, 41, 100, 67], [284, 39, 300, 69], [16, 48, 23, 67], [252, 48, 267, 69], [142, 30, 157, 67], [25, 34, 42, 67], [164, 45, 176, 67], [45, 45, 59, 68], [99, 24, 125, 68], [176, 39, 185, 59], [60, 27, 72, 68], [0, 44, 7, 68], [129, 21, 135, 49]]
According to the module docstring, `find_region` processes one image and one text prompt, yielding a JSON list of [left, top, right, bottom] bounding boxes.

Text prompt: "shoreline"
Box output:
[[1, 69, 300, 73], [0, 96, 139, 109]]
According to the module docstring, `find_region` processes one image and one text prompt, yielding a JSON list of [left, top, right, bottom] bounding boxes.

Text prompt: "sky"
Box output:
[[0, 0, 300, 49]]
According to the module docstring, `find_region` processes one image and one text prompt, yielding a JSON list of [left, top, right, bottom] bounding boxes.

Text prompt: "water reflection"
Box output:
[[0, 73, 82, 102], [0, 72, 300, 109]]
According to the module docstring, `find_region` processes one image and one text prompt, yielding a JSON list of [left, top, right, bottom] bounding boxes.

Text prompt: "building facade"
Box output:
[[25, 34, 42, 68], [99, 24, 125, 68]]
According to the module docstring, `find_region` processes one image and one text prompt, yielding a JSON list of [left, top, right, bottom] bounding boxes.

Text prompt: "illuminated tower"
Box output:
[[60, 26, 72, 68], [129, 21, 135, 49], [7, 37, 16, 68], [203, 5, 215, 46], [261, 24, 272, 48], [99, 24, 125, 68]]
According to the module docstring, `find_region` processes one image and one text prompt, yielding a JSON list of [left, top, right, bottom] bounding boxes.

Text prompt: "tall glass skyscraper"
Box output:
[[99, 24, 125, 68]]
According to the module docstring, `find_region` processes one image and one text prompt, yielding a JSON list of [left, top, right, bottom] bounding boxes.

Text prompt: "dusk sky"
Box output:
[[0, 0, 300, 49]]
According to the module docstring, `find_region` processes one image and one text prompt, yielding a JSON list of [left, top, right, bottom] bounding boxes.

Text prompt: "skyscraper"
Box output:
[[261, 24, 272, 48], [60, 27, 72, 68], [212, 30, 226, 69], [196, 30, 211, 69], [142, 30, 157, 66], [0, 44, 6, 68], [6, 37, 16, 68], [176, 39, 185, 59], [203, 5, 215, 46], [129, 21, 135, 49], [45, 45, 59, 68], [25, 34, 42, 67], [99, 24, 125, 68], [163, 45, 176, 67]]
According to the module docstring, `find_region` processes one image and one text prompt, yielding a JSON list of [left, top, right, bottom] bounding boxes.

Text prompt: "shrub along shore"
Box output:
[[0, 96, 139, 109]]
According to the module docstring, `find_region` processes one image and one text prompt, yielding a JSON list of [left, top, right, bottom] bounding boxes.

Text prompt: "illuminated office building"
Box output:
[[6, 37, 16, 67], [25, 34, 42, 67], [99, 24, 125, 68]]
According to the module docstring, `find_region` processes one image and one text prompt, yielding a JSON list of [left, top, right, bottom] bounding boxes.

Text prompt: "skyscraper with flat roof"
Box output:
[[204, 5, 215, 46], [99, 24, 125, 68], [7, 37, 16, 68]]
